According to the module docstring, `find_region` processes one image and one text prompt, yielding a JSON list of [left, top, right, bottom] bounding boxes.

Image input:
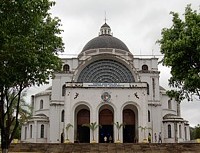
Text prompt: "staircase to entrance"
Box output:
[[6, 143, 200, 153]]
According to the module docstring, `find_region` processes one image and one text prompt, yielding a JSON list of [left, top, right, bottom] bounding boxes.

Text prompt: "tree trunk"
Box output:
[[1, 139, 9, 153], [2, 149, 9, 153], [1, 131, 10, 153]]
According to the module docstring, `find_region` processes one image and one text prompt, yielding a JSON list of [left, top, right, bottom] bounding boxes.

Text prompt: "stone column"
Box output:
[[34, 120, 37, 143]]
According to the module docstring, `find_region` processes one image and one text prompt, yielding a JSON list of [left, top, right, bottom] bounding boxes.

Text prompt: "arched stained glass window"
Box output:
[[77, 59, 135, 83]]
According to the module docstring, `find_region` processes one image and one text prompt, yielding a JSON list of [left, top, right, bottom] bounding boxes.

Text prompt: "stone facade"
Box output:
[[21, 23, 190, 143]]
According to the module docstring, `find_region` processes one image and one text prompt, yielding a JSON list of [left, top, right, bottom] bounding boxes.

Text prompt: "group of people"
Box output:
[[148, 132, 162, 143], [103, 132, 162, 143]]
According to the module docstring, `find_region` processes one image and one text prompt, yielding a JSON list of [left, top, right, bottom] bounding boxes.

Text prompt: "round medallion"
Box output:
[[101, 92, 111, 102]]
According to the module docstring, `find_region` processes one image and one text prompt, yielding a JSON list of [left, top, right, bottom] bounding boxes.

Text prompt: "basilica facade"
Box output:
[[21, 22, 190, 143]]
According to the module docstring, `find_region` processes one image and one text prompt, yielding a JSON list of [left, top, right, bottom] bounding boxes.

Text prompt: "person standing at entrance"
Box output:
[[109, 136, 112, 143], [104, 136, 107, 143], [158, 132, 162, 143], [154, 133, 157, 143], [148, 133, 151, 143]]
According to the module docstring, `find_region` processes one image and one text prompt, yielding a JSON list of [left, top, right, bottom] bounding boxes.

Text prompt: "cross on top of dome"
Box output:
[[99, 16, 112, 36]]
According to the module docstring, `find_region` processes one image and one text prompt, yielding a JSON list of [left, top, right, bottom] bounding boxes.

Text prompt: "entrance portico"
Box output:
[[66, 82, 146, 143]]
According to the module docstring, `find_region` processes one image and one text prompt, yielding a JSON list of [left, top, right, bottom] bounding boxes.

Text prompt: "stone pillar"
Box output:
[[34, 120, 37, 143]]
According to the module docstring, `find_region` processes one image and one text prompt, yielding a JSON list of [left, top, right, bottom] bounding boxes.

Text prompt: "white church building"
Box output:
[[21, 22, 190, 143]]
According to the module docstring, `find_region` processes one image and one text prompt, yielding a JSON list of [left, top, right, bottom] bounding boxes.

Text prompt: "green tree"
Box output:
[[13, 91, 32, 140], [2, 90, 32, 140], [190, 126, 195, 140], [3, 90, 32, 141], [193, 124, 200, 139], [0, 0, 64, 152], [114, 122, 125, 141], [158, 5, 200, 101], [82, 122, 101, 142]]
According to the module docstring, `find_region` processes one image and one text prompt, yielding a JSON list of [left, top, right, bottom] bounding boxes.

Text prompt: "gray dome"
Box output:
[[82, 35, 129, 52]]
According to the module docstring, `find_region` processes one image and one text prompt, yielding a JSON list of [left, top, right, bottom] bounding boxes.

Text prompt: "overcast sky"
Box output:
[[28, 0, 200, 127]]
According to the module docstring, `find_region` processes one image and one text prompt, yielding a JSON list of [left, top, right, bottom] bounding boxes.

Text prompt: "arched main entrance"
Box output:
[[123, 109, 135, 143], [99, 106, 114, 143], [77, 109, 90, 143]]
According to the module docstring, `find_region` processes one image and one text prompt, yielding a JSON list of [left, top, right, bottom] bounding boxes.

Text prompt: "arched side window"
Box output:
[[62, 85, 66, 96], [168, 124, 172, 138], [148, 110, 150, 122], [147, 83, 149, 95], [61, 110, 65, 122], [40, 100, 43, 109], [41, 124, 44, 138], [25, 127, 27, 139], [179, 125, 182, 138], [63, 64, 70, 72], [142, 64, 148, 71], [184, 127, 187, 140], [30, 125, 32, 138], [168, 100, 172, 109], [152, 78, 155, 98]]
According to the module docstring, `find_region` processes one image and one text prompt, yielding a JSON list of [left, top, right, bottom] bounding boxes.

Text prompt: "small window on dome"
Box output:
[[63, 64, 70, 72], [142, 65, 148, 71]]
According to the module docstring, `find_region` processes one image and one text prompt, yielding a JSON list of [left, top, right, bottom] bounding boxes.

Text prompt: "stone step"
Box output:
[[6, 143, 200, 153]]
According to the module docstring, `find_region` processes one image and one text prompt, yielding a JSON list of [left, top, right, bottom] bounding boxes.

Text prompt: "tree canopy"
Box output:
[[190, 124, 200, 140], [158, 5, 200, 100], [0, 0, 64, 152]]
